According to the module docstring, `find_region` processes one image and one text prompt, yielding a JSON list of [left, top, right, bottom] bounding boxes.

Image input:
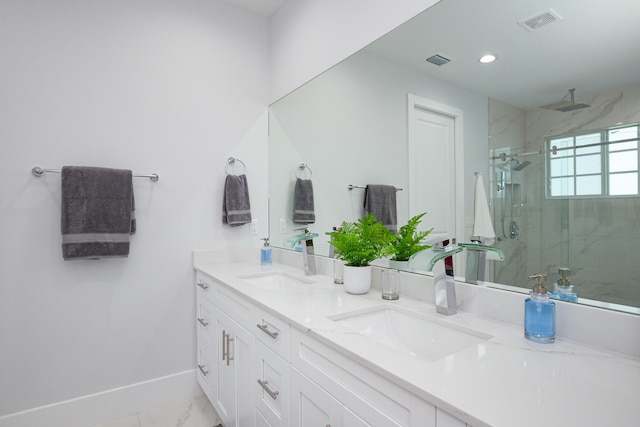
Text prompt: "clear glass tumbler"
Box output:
[[334, 259, 344, 285], [382, 269, 400, 300]]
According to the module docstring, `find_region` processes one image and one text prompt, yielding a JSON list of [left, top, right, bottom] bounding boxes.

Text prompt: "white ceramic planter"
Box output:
[[343, 265, 372, 294]]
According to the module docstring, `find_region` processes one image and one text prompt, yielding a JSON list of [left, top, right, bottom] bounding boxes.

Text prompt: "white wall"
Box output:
[[0, 0, 268, 417], [269, 0, 441, 102], [0, 0, 451, 421]]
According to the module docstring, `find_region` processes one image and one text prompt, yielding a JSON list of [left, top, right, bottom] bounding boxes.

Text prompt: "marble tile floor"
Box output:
[[91, 394, 222, 427]]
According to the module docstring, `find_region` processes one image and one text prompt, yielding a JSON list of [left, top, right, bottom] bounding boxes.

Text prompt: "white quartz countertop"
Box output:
[[194, 260, 640, 427]]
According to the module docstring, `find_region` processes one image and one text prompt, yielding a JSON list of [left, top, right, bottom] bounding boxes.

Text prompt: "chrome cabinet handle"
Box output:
[[222, 330, 227, 361], [226, 334, 234, 366], [257, 323, 279, 339], [221, 330, 234, 365], [197, 281, 209, 290], [197, 318, 208, 327], [197, 364, 209, 376], [257, 379, 279, 400]]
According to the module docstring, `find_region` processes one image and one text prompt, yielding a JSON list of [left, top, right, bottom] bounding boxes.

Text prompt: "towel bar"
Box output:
[[31, 167, 159, 182], [348, 184, 402, 191]]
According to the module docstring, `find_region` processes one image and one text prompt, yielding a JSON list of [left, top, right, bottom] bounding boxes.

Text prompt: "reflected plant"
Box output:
[[391, 212, 433, 261]]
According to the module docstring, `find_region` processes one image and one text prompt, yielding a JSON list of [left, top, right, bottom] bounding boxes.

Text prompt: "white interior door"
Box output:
[[408, 95, 464, 246]]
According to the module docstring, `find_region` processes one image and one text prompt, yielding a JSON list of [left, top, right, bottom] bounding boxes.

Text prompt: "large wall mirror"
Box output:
[[268, 0, 640, 313]]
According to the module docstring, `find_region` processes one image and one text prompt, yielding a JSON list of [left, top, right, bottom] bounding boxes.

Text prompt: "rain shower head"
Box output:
[[542, 88, 591, 112], [511, 158, 531, 171]]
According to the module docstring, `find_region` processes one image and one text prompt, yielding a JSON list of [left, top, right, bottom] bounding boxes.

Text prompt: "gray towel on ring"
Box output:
[[293, 178, 315, 224], [364, 184, 397, 233], [61, 166, 135, 260], [223, 174, 252, 226]]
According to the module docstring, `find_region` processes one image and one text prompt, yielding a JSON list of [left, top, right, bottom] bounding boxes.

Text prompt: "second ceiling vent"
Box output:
[[518, 9, 562, 32]]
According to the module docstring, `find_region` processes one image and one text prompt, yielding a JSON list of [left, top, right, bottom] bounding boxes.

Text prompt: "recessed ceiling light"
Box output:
[[479, 54, 497, 64]]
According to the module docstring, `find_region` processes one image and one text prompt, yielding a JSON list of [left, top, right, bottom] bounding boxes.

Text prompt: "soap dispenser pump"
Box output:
[[524, 274, 555, 343], [260, 237, 272, 266], [549, 267, 577, 302]]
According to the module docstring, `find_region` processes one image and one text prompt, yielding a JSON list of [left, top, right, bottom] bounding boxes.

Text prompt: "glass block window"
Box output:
[[546, 124, 639, 198]]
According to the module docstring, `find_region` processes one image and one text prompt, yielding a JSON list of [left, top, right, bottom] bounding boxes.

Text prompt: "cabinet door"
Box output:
[[291, 369, 342, 427], [215, 309, 255, 427]]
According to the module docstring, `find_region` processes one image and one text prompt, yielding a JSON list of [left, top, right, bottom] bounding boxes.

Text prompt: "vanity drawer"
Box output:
[[197, 297, 216, 341], [291, 329, 436, 427], [216, 284, 257, 332], [196, 330, 216, 400], [196, 272, 216, 303], [254, 309, 291, 362], [255, 341, 290, 427]]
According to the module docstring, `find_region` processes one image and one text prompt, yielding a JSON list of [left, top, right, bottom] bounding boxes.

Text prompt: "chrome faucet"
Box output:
[[459, 240, 505, 285], [285, 228, 319, 276], [408, 240, 462, 316]]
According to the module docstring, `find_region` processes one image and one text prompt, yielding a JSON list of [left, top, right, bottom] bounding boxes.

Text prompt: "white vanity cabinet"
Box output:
[[196, 270, 470, 427]]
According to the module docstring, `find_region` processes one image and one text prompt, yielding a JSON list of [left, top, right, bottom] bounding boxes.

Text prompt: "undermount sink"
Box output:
[[237, 271, 316, 290], [329, 305, 493, 362]]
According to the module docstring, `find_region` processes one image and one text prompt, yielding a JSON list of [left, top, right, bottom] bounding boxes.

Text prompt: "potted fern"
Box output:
[[390, 212, 433, 269], [328, 213, 395, 294]]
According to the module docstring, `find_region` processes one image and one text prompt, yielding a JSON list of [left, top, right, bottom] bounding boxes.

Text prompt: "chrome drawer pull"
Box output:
[[197, 281, 209, 290], [197, 318, 209, 327], [257, 323, 279, 339], [257, 379, 280, 400], [197, 364, 209, 376], [226, 335, 234, 366], [222, 330, 227, 361]]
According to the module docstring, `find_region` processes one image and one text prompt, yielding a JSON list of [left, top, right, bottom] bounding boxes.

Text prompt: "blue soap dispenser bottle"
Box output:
[[260, 237, 272, 266], [549, 267, 578, 302], [525, 274, 555, 343]]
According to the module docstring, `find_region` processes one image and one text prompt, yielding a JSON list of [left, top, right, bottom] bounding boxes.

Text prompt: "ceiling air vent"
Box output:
[[426, 54, 451, 66], [518, 9, 562, 32]]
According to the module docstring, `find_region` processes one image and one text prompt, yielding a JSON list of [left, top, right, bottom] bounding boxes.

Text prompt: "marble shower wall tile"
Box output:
[[490, 84, 640, 307]]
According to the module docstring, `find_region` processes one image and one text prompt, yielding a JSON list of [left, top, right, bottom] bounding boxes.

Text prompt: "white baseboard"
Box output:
[[0, 369, 201, 427]]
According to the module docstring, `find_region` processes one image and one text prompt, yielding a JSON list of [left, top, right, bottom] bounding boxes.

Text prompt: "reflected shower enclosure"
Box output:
[[489, 92, 640, 309]]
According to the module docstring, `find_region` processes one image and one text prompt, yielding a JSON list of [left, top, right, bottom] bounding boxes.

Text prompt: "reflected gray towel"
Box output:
[[61, 166, 135, 260], [293, 178, 315, 224], [364, 184, 397, 233], [223, 174, 252, 226]]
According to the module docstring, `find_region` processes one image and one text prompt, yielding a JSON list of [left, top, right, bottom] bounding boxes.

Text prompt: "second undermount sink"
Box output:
[[237, 271, 316, 290], [329, 305, 493, 362]]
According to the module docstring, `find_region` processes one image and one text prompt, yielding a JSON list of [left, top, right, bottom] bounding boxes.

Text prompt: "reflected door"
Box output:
[[408, 95, 458, 243]]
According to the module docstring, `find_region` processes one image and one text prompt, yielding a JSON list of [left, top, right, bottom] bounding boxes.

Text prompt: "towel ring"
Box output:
[[225, 157, 246, 175], [295, 163, 312, 179]]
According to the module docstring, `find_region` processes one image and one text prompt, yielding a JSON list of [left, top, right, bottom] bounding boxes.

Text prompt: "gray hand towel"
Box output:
[[293, 178, 315, 224], [223, 174, 252, 226], [61, 166, 135, 260], [364, 184, 397, 233]]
